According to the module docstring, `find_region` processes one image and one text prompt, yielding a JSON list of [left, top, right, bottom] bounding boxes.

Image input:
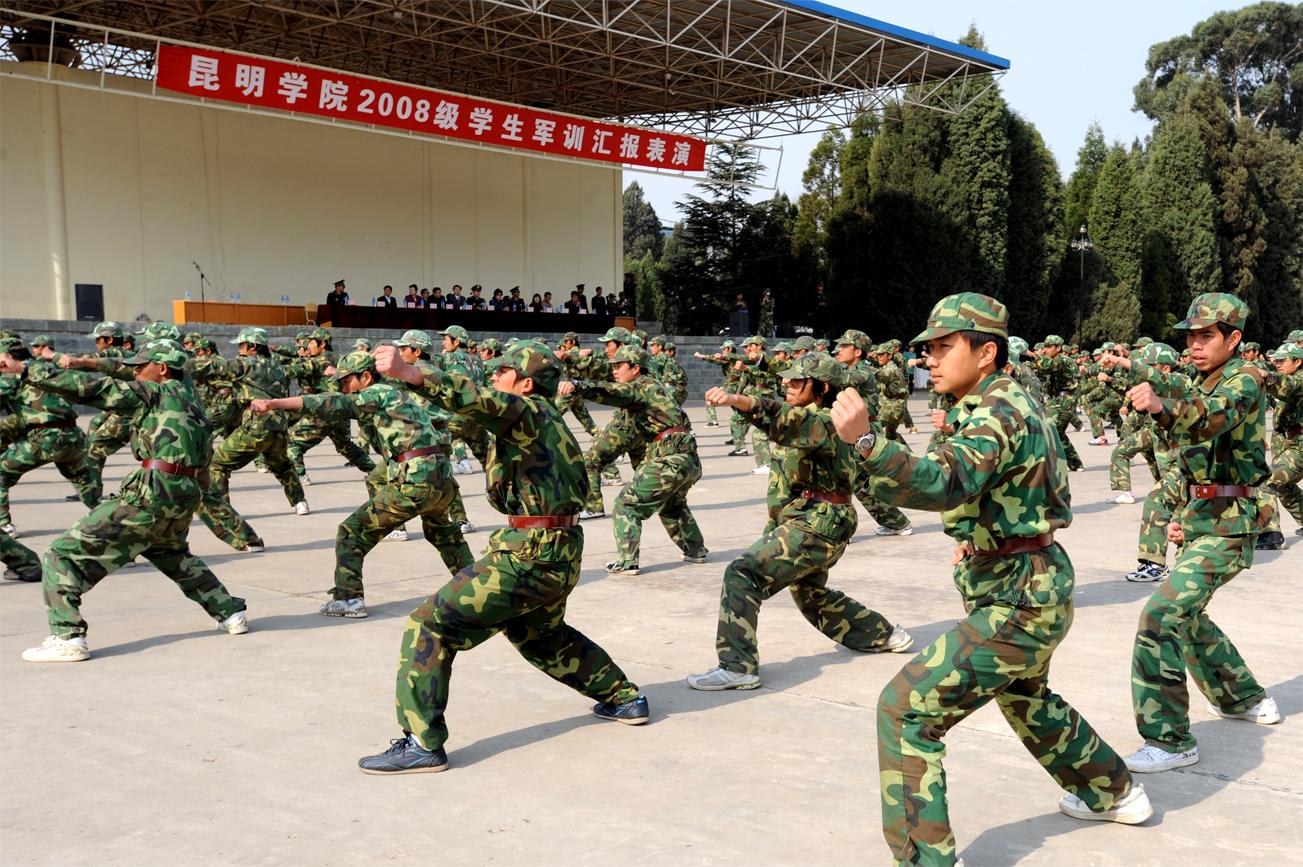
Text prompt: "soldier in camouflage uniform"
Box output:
[[78, 321, 132, 501], [357, 340, 649, 775], [251, 351, 473, 618], [436, 326, 492, 474], [553, 331, 600, 436], [1121, 293, 1282, 774], [728, 336, 776, 466], [192, 327, 308, 551], [1035, 334, 1084, 471], [5, 341, 248, 663], [695, 339, 737, 427], [285, 327, 376, 485], [0, 338, 99, 534], [565, 327, 642, 518], [687, 351, 913, 692], [2, 529, 42, 582], [648, 336, 689, 406], [872, 343, 911, 445], [831, 293, 1150, 866], [1253, 342, 1303, 550], [561, 344, 706, 575], [1103, 344, 1164, 505], [192, 338, 240, 437]]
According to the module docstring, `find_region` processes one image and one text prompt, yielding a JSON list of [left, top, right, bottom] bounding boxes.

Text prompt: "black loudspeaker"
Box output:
[[728, 310, 750, 337], [74, 284, 104, 322]]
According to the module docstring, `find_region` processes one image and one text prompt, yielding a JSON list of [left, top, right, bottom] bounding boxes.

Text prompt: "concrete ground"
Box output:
[[1, 399, 1299, 867]]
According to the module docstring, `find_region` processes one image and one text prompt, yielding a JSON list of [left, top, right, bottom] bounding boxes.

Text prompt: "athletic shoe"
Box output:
[[243, 542, 265, 554], [686, 666, 761, 691], [22, 635, 89, 663], [1254, 530, 1285, 550], [723, 438, 734, 445], [384, 528, 408, 542], [3, 565, 40, 582], [1058, 783, 1153, 824], [591, 695, 650, 726], [300, 472, 313, 486], [256, 465, 269, 474], [602, 475, 625, 487], [294, 500, 310, 516], [579, 509, 605, 520], [605, 561, 640, 576], [455, 459, 474, 475], [219, 611, 249, 635], [726, 448, 749, 457], [358, 734, 448, 775], [872, 624, 914, 653], [1071, 466, 1086, 473], [458, 521, 476, 534], [1124, 744, 1199, 773], [706, 421, 720, 427], [681, 549, 709, 564], [1089, 436, 1109, 446], [0, 523, 15, 536], [751, 466, 770, 475], [1206, 696, 1281, 725], [1125, 561, 1167, 583], [1107, 492, 1136, 505], [320, 597, 368, 618], [874, 525, 913, 537], [65, 493, 81, 502]]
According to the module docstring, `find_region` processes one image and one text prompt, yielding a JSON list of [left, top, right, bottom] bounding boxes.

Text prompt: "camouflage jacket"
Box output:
[[572, 377, 695, 459], [26, 362, 211, 514], [191, 353, 291, 433], [1010, 361, 1047, 410], [1150, 357, 1269, 535], [875, 361, 909, 400], [702, 353, 744, 391], [857, 372, 1073, 608], [737, 356, 780, 399], [841, 360, 882, 419], [435, 348, 479, 381], [0, 371, 80, 427], [1035, 353, 1077, 397], [659, 355, 688, 405], [302, 383, 449, 483], [1264, 369, 1303, 438], [286, 351, 337, 395]]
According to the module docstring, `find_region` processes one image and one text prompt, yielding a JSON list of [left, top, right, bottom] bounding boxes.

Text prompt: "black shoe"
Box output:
[[723, 438, 735, 445], [64, 493, 81, 502], [358, 735, 448, 774], [1254, 531, 1285, 551], [727, 448, 749, 457], [3, 567, 41, 582], [592, 695, 650, 726]]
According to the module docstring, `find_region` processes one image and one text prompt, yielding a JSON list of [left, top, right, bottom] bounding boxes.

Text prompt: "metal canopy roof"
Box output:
[[0, 1, 1008, 140]]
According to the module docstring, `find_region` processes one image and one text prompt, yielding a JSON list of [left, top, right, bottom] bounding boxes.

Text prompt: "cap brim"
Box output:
[[909, 325, 956, 344], [1174, 316, 1219, 330]]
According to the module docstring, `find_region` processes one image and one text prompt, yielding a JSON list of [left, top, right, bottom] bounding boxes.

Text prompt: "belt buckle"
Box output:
[[1192, 484, 1213, 499]]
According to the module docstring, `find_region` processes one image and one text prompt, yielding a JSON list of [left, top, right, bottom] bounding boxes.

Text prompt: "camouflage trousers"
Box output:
[[333, 467, 473, 600], [853, 470, 911, 532], [1051, 398, 1083, 470], [716, 509, 893, 674], [612, 450, 705, 565], [205, 396, 241, 438], [1088, 402, 1123, 438], [83, 413, 132, 501], [0, 414, 24, 450], [879, 600, 1133, 866], [730, 409, 770, 466], [880, 398, 910, 444], [42, 497, 245, 638], [197, 427, 305, 550], [0, 427, 98, 526], [1259, 434, 1303, 533], [2, 530, 41, 579], [1108, 425, 1159, 492], [1132, 533, 1266, 753], [1136, 463, 1182, 565], [393, 531, 641, 751], [555, 391, 600, 437], [288, 415, 375, 476], [583, 413, 640, 513]]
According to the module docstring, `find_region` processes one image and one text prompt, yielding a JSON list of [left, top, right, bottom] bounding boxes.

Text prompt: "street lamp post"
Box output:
[[1070, 224, 1093, 284]]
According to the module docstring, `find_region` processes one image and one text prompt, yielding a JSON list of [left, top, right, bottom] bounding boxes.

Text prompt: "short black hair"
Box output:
[[9, 346, 32, 361], [1215, 322, 1242, 341], [254, 344, 271, 357], [957, 330, 1008, 370]]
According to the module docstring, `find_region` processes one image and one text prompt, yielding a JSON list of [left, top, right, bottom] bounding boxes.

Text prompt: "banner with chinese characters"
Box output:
[[155, 45, 707, 172]]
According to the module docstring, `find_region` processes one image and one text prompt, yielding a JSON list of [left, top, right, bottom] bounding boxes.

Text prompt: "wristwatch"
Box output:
[[855, 431, 877, 454]]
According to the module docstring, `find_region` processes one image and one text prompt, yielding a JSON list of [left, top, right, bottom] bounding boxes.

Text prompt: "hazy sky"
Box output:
[[633, 0, 1239, 223]]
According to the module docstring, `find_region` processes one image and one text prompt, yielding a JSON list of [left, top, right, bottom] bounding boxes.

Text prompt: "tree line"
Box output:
[[625, 4, 1302, 347]]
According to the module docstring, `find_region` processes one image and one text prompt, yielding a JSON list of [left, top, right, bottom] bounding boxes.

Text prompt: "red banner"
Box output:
[[155, 45, 707, 172]]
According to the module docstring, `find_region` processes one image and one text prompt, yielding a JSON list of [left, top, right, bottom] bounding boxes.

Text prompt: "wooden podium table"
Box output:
[[173, 300, 311, 327]]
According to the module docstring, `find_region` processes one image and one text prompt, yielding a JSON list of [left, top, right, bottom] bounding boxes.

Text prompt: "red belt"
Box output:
[[979, 533, 1055, 556], [28, 420, 75, 431], [507, 515, 579, 529], [1190, 484, 1255, 499], [800, 489, 852, 505], [397, 445, 447, 463], [1282, 425, 1302, 438], [140, 459, 198, 478], [654, 426, 689, 442]]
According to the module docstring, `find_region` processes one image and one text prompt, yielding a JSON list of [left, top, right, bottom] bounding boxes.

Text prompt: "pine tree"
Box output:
[[622, 182, 663, 260], [941, 86, 1011, 295], [1063, 122, 1108, 239], [792, 126, 846, 279], [1004, 113, 1065, 334], [1088, 145, 1145, 288]]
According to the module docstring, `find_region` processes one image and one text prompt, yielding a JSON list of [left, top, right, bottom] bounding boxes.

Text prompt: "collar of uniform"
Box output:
[[1197, 356, 1239, 394]]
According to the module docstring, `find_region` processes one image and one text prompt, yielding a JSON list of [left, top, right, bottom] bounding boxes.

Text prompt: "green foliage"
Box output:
[[792, 126, 846, 278], [1088, 145, 1145, 288], [1079, 283, 1142, 345], [625, 250, 663, 325], [941, 87, 1011, 294], [1004, 113, 1065, 334], [622, 182, 663, 261], [1064, 122, 1108, 239]]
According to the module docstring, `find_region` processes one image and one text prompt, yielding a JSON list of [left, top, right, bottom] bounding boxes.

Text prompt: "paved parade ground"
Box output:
[[2, 399, 1299, 867]]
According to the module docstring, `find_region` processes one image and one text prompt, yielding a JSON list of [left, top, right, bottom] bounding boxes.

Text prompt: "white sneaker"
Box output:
[[0, 523, 15, 536], [22, 635, 89, 663], [458, 521, 476, 534], [454, 459, 474, 475], [685, 666, 761, 691], [1124, 744, 1199, 773], [602, 475, 624, 487], [874, 624, 914, 653], [1058, 783, 1152, 824], [579, 509, 605, 520], [1206, 696, 1281, 725], [384, 528, 409, 542], [256, 465, 269, 474], [300, 472, 313, 486], [294, 500, 310, 516], [875, 525, 913, 536], [243, 542, 265, 554], [1107, 492, 1136, 505], [750, 466, 770, 475], [219, 611, 249, 635], [320, 597, 368, 618]]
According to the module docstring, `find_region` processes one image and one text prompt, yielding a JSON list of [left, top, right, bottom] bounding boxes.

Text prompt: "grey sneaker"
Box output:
[[1125, 561, 1167, 582], [320, 597, 368, 618], [458, 521, 476, 534], [219, 611, 249, 635], [681, 549, 709, 564], [686, 666, 761, 691], [358, 734, 448, 775], [1124, 744, 1198, 773], [579, 509, 605, 520], [605, 561, 640, 576], [874, 525, 913, 536], [872, 624, 914, 653], [1058, 783, 1152, 824]]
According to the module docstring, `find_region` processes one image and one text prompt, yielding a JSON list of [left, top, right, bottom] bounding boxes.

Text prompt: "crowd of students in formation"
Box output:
[[1, 292, 1298, 867], [327, 277, 635, 316]]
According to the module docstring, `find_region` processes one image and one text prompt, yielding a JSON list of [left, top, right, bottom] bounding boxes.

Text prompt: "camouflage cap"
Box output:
[[1134, 336, 1154, 347], [123, 339, 188, 369], [393, 329, 434, 350], [136, 321, 182, 341], [780, 350, 843, 385], [480, 338, 502, 353], [1241, 341, 1261, 353], [353, 338, 372, 351], [1008, 336, 1031, 359], [29, 334, 53, 347], [559, 331, 580, 344], [88, 321, 124, 339], [912, 293, 1008, 344], [1175, 292, 1249, 331], [195, 337, 217, 352], [1269, 343, 1303, 361], [1289, 329, 1303, 343], [484, 338, 561, 394], [612, 344, 651, 369], [631, 329, 649, 346], [742, 335, 768, 349], [1144, 342, 1179, 366], [183, 330, 203, 343], [304, 327, 330, 342], [332, 350, 377, 380], [1101, 341, 1117, 351], [1043, 334, 1064, 347], [835, 329, 872, 353], [791, 336, 815, 352], [886, 338, 903, 351], [231, 326, 270, 345], [648, 335, 667, 347], [721, 339, 736, 350], [599, 326, 631, 344], [0, 336, 26, 353], [773, 341, 793, 354], [295, 329, 313, 342], [813, 338, 829, 350], [663, 341, 677, 352], [439, 325, 470, 343]]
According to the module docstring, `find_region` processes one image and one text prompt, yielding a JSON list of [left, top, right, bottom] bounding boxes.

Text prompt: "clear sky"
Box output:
[[633, 0, 1241, 224]]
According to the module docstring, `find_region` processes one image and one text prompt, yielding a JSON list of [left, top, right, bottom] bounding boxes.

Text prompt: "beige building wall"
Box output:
[[1, 62, 622, 322]]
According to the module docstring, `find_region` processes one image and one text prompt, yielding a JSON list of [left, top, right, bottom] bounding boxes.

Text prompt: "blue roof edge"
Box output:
[[780, 0, 1011, 70]]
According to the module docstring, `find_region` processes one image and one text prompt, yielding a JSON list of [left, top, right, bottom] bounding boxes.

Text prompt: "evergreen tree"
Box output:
[[941, 87, 1011, 295], [1079, 282, 1142, 345], [1004, 113, 1065, 334], [622, 181, 664, 260], [792, 126, 846, 279], [1088, 145, 1145, 288], [1063, 122, 1108, 238]]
